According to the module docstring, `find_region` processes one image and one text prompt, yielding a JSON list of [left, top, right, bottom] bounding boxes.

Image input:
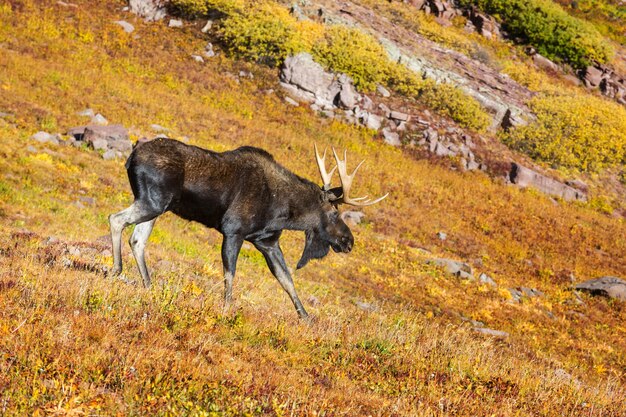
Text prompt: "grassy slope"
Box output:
[[0, 0, 625, 415]]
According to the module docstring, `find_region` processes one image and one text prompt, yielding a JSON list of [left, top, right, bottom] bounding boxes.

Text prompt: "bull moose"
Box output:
[[109, 138, 387, 318]]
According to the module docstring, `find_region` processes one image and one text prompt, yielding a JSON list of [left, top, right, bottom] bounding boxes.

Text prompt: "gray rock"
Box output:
[[429, 258, 473, 279], [201, 20, 213, 33], [341, 210, 365, 226], [285, 96, 299, 106], [575, 277, 626, 301], [91, 138, 109, 151], [365, 113, 383, 131], [382, 128, 401, 146], [478, 273, 497, 287], [102, 149, 117, 160], [108, 138, 133, 152], [168, 19, 183, 28], [361, 95, 373, 110], [82, 124, 129, 143], [376, 84, 391, 97], [280, 53, 339, 108], [520, 287, 544, 298], [473, 327, 509, 338], [507, 288, 523, 302], [378, 103, 391, 117], [191, 54, 204, 63], [77, 108, 95, 117], [533, 54, 559, 72], [510, 163, 586, 202], [129, 0, 167, 21], [337, 82, 358, 109], [437, 232, 447, 241], [91, 113, 108, 125], [203, 42, 215, 58], [389, 110, 410, 122], [31, 131, 59, 145], [114, 20, 135, 33]]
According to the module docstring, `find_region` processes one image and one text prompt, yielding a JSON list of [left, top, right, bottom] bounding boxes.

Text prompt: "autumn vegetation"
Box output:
[[1, 0, 626, 415]]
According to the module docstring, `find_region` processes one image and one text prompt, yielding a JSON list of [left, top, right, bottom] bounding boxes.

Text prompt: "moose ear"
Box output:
[[297, 229, 330, 269]]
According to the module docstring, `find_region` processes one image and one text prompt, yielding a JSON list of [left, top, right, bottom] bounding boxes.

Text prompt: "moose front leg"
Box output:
[[253, 235, 309, 319], [221, 234, 244, 309]]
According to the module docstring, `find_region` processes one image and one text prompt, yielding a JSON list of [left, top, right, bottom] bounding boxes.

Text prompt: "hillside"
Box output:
[[1, 0, 626, 415]]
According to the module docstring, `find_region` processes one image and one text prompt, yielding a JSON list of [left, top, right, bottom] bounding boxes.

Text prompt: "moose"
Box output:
[[109, 138, 387, 318]]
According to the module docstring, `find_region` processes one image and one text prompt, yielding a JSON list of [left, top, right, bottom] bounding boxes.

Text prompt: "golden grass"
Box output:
[[0, 0, 625, 415]]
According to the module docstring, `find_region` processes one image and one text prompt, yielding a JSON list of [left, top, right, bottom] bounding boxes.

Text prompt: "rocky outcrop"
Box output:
[[410, 0, 459, 21], [466, 7, 501, 39], [67, 124, 132, 159], [428, 258, 474, 280], [575, 277, 626, 301], [312, 1, 536, 131], [509, 163, 587, 202], [129, 0, 168, 21], [280, 53, 361, 111], [582, 64, 626, 105]]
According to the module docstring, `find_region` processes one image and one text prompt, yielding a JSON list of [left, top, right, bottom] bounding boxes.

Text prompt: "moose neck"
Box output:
[[283, 179, 328, 232]]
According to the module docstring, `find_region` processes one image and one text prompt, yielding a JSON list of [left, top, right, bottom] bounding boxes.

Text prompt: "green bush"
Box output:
[[502, 93, 626, 171], [458, 0, 613, 68]]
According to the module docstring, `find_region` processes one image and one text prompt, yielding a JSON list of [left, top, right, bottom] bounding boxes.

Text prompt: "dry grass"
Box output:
[[0, 0, 625, 415]]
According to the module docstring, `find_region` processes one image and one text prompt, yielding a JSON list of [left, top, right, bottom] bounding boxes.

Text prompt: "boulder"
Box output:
[[280, 53, 362, 113], [382, 128, 401, 146], [168, 19, 183, 28], [129, 0, 168, 21], [532, 54, 559, 73], [575, 277, 626, 301], [509, 163, 586, 202], [467, 8, 501, 39], [280, 53, 338, 108], [583, 65, 604, 88], [479, 272, 497, 287], [429, 258, 473, 280], [341, 210, 365, 226], [389, 110, 410, 122], [31, 131, 59, 145]]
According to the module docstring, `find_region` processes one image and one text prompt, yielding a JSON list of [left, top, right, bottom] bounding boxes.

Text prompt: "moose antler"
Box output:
[[314, 144, 337, 191], [332, 148, 388, 207]]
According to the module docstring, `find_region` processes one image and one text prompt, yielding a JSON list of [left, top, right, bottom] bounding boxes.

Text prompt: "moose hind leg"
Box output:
[[221, 234, 244, 309], [130, 219, 156, 288], [109, 202, 159, 276]]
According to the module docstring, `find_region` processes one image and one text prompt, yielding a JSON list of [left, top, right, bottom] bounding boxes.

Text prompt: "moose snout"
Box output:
[[341, 235, 353, 253]]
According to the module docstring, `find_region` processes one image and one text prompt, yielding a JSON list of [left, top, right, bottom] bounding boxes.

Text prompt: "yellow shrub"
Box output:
[[312, 25, 392, 92], [169, 0, 246, 17], [219, 2, 305, 66], [419, 80, 491, 132], [503, 93, 626, 171]]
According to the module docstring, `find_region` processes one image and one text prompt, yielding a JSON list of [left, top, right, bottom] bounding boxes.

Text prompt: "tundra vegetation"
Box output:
[[0, 0, 626, 415]]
